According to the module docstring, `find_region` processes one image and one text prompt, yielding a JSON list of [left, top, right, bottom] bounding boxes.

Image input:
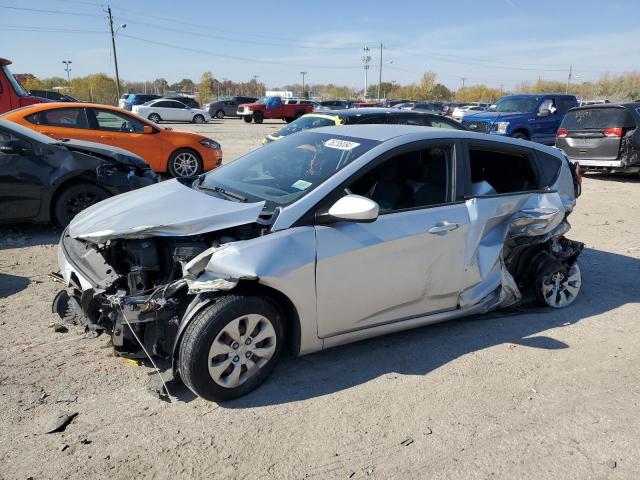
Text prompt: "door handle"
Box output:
[[428, 222, 460, 234], [100, 135, 113, 140]]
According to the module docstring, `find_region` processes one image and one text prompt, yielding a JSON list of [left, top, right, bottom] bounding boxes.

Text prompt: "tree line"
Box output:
[[14, 70, 640, 106]]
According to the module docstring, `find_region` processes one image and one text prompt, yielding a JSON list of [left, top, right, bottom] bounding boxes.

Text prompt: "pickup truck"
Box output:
[[0, 58, 50, 114], [461, 94, 578, 145], [237, 96, 313, 124]]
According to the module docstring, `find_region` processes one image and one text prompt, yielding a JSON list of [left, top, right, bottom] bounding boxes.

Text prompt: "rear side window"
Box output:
[[561, 108, 635, 130], [26, 108, 88, 129], [429, 118, 464, 130], [468, 146, 538, 195]]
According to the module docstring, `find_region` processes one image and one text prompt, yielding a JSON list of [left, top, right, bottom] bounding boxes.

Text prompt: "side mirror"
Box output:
[[316, 194, 379, 224], [537, 109, 551, 117], [0, 139, 32, 155], [143, 125, 154, 134]]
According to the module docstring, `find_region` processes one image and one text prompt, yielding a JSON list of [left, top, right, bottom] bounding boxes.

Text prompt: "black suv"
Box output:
[[164, 96, 200, 109], [29, 90, 78, 102]]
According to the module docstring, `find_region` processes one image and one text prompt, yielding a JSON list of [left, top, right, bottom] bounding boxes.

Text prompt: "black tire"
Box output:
[[178, 295, 285, 402], [192, 114, 205, 124], [253, 111, 264, 124], [511, 132, 528, 140], [53, 182, 110, 227], [148, 113, 161, 123], [215, 110, 225, 119], [168, 148, 203, 178], [243, 116, 252, 123], [285, 117, 294, 123]]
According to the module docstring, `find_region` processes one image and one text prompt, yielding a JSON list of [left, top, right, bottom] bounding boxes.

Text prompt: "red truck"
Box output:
[[0, 58, 50, 114], [237, 96, 313, 124]]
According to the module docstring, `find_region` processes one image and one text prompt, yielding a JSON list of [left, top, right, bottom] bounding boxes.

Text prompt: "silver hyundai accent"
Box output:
[[53, 125, 583, 401]]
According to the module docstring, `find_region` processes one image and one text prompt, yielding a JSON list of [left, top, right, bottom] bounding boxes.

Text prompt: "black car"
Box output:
[[556, 102, 640, 174], [263, 107, 467, 143], [206, 96, 259, 118], [29, 90, 78, 102], [319, 100, 353, 110], [164, 95, 200, 109], [0, 119, 156, 227]]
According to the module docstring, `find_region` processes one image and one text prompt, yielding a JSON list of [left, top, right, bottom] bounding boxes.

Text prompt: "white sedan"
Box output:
[[133, 99, 211, 124], [452, 105, 489, 122]]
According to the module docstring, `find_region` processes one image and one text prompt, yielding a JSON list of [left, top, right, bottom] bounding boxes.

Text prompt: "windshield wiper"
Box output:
[[200, 185, 247, 202]]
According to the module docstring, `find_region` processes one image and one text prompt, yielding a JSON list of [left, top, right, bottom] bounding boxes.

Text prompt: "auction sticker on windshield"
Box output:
[[323, 139, 361, 150], [291, 179, 312, 190]]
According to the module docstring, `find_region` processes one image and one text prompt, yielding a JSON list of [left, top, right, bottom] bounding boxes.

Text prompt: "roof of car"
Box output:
[[569, 102, 640, 111], [331, 108, 442, 118], [310, 124, 564, 155]]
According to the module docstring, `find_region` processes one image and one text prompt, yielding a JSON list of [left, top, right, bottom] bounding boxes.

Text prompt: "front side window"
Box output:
[[26, 108, 88, 129], [468, 146, 538, 195], [168, 101, 186, 109], [200, 131, 379, 207], [494, 96, 540, 113], [348, 146, 452, 211], [92, 109, 145, 133]]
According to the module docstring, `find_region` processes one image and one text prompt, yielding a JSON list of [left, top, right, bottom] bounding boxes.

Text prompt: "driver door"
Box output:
[[86, 108, 163, 170], [532, 98, 559, 144], [314, 142, 469, 338]]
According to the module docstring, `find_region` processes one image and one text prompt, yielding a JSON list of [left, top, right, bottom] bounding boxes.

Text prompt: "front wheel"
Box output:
[[243, 116, 252, 123], [168, 149, 203, 178], [215, 110, 225, 119], [192, 114, 205, 124], [536, 262, 581, 308], [253, 111, 264, 124], [53, 182, 110, 227], [148, 113, 161, 123], [178, 295, 285, 401]]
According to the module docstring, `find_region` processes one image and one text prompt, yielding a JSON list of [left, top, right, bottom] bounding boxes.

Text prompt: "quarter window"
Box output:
[[348, 146, 452, 211], [468, 146, 538, 195]]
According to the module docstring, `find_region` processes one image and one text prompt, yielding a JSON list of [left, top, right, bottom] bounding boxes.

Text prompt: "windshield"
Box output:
[[2, 65, 27, 97], [561, 108, 633, 130], [274, 115, 336, 137], [200, 131, 380, 207], [494, 97, 540, 113]]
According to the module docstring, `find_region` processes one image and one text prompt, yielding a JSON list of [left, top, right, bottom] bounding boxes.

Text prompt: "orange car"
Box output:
[[2, 103, 222, 177]]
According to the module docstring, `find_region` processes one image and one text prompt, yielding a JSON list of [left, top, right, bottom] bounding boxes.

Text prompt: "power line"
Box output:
[[0, 4, 102, 17]]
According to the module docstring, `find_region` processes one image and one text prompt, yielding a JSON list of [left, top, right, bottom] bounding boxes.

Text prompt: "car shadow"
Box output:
[[584, 172, 640, 183], [218, 247, 640, 408], [0, 273, 31, 298], [0, 225, 60, 250]]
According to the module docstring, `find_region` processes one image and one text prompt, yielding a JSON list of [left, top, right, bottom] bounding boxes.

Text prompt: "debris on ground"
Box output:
[[400, 436, 414, 446], [425, 426, 433, 435], [607, 459, 617, 469], [45, 412, 78, 434], [55, 390, 78, 404], [49, 322, 68, 333]]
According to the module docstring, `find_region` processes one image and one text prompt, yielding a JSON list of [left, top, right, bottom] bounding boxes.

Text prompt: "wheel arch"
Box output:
[[511, 127, 531, 139], [171, 282, 302, 375], [167, 146, 203, 172], [48, 172, 102, 222]]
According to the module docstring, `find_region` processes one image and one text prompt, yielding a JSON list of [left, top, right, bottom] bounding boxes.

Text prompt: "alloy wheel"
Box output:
[[207, 314, 277, 388], [172, 152, 199, 177]]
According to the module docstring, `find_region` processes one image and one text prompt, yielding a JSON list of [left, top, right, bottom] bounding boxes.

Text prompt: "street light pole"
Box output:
[[252, 75, 259, 97], [107, 6, 125, 101], [566, 65, 573, 94], [300, 71, 307, 98], [377, 42, 383, 100], [362, 46, 371, 100], [62, 60, 72, 83]]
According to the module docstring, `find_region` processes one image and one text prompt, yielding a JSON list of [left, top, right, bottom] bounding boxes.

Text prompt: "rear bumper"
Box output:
[[572, 157, 640, 173]]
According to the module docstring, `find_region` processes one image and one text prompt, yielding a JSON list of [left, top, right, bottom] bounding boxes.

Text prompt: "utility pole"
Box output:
[[461, 77, 467, 89], [62, 60, 72, 83], [377, 42, 383, 100], [106, 6, 124, 100], [252, 75, 259, 97], [566, 65, 573, 94], [300, 71, 307, 98], [362, 46, 371, 100]]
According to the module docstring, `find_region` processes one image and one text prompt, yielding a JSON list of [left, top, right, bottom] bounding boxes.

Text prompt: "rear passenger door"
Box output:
[[315, 141, 470, 337]]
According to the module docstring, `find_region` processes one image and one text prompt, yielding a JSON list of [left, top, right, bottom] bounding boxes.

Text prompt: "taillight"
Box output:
[[603, 127, 622, 137], [557, 128, 568, 138]]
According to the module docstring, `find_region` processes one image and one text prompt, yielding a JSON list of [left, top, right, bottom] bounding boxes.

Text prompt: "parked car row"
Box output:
[[118, 93, 201, 111]]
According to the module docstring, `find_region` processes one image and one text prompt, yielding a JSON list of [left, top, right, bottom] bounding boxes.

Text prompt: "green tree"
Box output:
[[455, 84, 502, 103], [197, 71, 214, 104]]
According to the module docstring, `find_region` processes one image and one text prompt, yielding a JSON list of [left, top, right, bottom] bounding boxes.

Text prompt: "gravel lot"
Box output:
[[1, 119, 639, 479]]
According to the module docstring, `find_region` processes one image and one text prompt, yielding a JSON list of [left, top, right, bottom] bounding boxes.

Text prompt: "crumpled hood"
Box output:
[[463, 111, 528, 123], [68, 179, 265, 243], [60, 139, 148, 168]]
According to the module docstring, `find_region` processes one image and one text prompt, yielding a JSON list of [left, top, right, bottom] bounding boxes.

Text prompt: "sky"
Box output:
[[1, 0, 638, 91]]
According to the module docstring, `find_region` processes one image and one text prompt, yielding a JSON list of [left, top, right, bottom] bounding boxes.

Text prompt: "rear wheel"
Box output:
[[215, 110, 225, 119], [148, 113, 161, 123], [192, 114, 206, 124], [536, 262, 582, 308], [168, 149, 203, 177], [253, 111, 264, 124], [178, 295, 285, 401], [53, 182, 110, 227], [511, 132, 528, 140], [243, 116, 252, 123]]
